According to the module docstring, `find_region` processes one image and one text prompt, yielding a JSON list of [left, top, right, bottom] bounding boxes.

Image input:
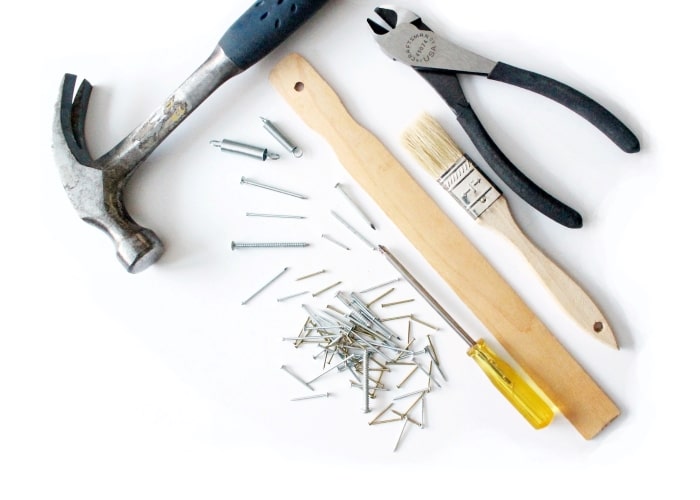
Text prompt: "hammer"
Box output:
[[53, 0, 330, 273]]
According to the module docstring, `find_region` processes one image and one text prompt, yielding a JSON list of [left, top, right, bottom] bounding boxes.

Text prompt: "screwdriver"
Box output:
[[377, 245, 554, 429]]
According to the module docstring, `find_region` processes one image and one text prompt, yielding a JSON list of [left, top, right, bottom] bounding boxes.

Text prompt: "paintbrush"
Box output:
[[401, 113, 617, 348]]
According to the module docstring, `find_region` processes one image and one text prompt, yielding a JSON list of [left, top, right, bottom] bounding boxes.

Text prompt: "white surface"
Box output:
[[3, 0, 698, 497]]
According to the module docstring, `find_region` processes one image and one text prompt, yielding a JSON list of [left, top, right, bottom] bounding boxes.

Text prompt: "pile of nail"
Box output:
[[216, 121, 448, 450], [281, 286, 446, 452]]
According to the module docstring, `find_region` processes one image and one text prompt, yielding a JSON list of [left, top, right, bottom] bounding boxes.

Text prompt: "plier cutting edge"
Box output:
[[367, 6, 639, 228]]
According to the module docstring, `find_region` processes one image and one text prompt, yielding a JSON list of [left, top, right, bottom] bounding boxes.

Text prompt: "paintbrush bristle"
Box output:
[[401, 113, 464, 178]]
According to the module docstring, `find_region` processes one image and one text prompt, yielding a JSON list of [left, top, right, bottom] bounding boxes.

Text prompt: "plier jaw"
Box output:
[[367, 6, 424, 35], [367, 6, 496, 74]]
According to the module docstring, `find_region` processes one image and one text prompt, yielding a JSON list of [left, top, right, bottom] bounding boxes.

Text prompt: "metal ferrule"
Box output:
[[438, 156, 501, 219]]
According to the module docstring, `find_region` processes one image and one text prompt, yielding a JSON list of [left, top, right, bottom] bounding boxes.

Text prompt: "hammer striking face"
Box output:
[[52, 0, 330, 273]]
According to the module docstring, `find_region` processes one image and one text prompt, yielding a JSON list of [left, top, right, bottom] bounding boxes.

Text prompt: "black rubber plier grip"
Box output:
[[368, 7, 640, 228]]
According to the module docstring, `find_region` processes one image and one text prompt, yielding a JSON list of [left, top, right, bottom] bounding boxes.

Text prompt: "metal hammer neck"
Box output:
[[96, 46, 242, 171]]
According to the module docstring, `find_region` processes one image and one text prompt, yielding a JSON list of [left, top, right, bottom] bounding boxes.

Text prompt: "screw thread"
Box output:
[[363, 350, 370, 413], [231, 241, 309, 249]]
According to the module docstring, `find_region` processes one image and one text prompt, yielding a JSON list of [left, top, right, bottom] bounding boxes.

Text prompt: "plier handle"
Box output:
[[368, 7, 639, 228]]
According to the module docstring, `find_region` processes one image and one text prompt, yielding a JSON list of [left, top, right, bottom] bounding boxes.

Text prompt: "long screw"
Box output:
[[362, 350, 370, 413], [232, 241, 309, 249], [240, 176, 308, 199]]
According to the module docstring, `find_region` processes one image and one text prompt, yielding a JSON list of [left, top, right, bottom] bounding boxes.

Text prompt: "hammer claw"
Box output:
[[71, 78, 93, 154], [54, 73, 165, 273], [58, 74, 93, 165]]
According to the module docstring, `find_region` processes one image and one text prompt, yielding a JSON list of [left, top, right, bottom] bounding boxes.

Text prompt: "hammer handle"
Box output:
[[219, 0, 330, 70]]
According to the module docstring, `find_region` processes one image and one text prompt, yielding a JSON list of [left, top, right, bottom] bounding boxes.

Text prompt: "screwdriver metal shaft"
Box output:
[[377, 245, 554, 429]]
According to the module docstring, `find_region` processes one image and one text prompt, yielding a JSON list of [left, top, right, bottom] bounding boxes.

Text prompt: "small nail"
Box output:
[[241, 267, 289, 305], [240, 176, 308, 199], [296, 270, 326, 281], [360, 278, 401, 293], [312, 281, 343, 298], [290, 392, 330, 401]]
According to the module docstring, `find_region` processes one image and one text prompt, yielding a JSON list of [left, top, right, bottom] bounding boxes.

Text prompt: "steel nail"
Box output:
[[246, 212, 306, 219], [291, 392, 330, 401], [240, 176, 308, 199], [281, 364, 315, 392], [277, 291, 310, 302], [321, 234, 351, 250], [381, 299, 415, 308], [295, 269, 326, 281], [330, 210, 376, 250], [360, 278, 401, 293], [312, 281, 343, 297], [334, 182, 377, 230], [366, 287, 395, 307], [241, 267, 289, 305]]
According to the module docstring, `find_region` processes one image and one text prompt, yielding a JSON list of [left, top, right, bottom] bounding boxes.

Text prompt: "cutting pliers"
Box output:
[[367, 6, 639, 228]]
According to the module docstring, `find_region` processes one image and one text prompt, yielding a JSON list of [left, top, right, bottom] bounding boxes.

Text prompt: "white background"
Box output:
[[3, 0, 698, 497]]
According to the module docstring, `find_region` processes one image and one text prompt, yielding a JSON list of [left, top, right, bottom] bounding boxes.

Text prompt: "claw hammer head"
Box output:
[[53, 74, 164, 273], [52, 0, 332, 273]]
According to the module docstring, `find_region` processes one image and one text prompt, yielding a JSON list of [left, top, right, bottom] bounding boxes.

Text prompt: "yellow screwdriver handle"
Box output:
[[468, 339, 554, 429]]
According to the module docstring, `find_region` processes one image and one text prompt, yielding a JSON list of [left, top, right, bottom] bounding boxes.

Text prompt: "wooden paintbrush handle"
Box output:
[[479, 198, 618, 348], [269, 53, 619, 439]]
